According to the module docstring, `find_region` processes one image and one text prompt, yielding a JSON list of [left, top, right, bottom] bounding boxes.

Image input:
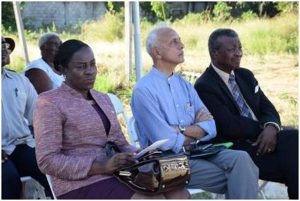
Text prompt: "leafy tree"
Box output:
[[276, 2, 298, 14], [2, 2, 17, 32], [105, 2, 123, 13], [213, 2, 232, 22], [150, 2, 168, 21]]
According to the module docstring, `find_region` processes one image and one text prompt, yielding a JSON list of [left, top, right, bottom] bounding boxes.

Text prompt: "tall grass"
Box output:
[[170, 13, 298, 55]]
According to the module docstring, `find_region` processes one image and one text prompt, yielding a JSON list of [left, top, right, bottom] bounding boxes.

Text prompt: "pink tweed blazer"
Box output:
[[34, 83, 137, 196]]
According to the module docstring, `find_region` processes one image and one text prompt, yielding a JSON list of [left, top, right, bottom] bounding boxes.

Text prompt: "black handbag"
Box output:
[[114, 152, 190, 195]]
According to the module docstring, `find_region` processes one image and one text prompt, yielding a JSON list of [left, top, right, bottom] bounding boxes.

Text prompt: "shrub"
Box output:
[[240, 10, 257, 21], [213, 2, 232, 22], [93, 74, 115, 93], [81, 11, 124, 42]]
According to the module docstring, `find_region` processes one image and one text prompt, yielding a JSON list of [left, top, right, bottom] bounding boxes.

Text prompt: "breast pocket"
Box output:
[[184, 102, 195, 121], [16, 91, 27, 115]]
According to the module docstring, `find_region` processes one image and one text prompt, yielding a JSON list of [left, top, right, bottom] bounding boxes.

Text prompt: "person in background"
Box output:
[[2, 36, 52, 199], [131, 24, 259, 199], [194, 28, 298, 199], [33, 39, 190, 199], [25, 32, 64, 94]]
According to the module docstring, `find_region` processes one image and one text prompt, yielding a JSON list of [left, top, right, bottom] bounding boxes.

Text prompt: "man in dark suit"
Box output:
[[194, 28, 298, 199]]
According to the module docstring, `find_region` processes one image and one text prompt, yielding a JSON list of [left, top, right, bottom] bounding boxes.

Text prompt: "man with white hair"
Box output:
[[131, 25, 259, 198], [25, 32, 63, 94]]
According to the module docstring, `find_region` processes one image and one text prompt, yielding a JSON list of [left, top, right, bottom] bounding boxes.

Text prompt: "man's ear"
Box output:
[[152, 47, 162, 60]]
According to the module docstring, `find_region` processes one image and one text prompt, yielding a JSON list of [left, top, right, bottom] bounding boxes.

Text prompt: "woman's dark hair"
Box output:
[[208, 28, 239, 58], [54, 39, 89, 72]]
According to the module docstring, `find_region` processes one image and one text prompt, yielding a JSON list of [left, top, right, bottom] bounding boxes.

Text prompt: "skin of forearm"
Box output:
[[88, 159, 111, 176], [184, 125, 206, 140]]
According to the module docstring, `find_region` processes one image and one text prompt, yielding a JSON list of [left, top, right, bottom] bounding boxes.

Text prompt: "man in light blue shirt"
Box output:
[[131, 25, 259, 198], [2, 37, 51, 199]]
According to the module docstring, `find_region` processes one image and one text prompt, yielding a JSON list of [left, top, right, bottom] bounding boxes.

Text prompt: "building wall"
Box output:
[[21, 2, 106, 30]]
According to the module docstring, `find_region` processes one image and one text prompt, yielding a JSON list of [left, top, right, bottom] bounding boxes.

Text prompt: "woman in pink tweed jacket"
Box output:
[[33, 39, 189, 199]]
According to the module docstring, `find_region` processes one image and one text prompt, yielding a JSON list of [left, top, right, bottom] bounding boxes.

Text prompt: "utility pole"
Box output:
[[133, 1, 142, 81], [124, 1, 132, 85], [13, 1, 29, 65]]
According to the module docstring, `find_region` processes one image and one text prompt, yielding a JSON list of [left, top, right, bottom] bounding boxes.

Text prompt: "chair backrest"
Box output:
[[128, 116, 140, 148], [107, 93, 131, 136], [46, 174, 57, 199]]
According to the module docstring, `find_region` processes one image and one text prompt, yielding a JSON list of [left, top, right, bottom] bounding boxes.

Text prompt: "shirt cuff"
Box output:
[[172, 132, 185, 153], [264, 122, 281, 131], [196, 121, 216, 141]]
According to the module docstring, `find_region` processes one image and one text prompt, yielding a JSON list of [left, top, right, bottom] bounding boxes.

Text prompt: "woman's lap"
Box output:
[[58, 177, 134, 199]]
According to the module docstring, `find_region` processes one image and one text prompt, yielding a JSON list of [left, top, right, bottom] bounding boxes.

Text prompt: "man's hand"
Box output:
[[2, 150, 8, 163], [183, 136, 194, 146], [252, 125, 278, 155], [195, 107, 213, 123]]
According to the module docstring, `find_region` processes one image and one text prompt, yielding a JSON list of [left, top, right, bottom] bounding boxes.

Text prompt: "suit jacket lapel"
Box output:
[[208, 66, 241, 112]]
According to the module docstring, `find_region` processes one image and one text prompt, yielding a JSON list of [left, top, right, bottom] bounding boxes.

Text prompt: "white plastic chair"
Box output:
[[46, 174, 57, 199], [107, 93, 131, 134], [20, 176, 47, 199]]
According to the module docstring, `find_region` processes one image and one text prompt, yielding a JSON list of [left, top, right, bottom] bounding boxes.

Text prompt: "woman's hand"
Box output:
[[104, 153, 136, 174]]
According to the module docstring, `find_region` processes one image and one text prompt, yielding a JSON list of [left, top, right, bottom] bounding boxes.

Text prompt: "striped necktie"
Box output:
[[228, 74, 252, 119]]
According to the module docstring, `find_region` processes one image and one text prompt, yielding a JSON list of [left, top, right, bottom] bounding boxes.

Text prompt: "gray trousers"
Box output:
[[187, 149, 259, 199]]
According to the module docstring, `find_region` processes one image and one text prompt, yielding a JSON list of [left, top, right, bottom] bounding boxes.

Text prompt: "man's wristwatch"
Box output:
[[179, 125, 186, 134]]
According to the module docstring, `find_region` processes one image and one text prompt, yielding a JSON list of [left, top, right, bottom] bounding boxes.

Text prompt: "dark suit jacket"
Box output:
[[194, 65, 281, 143]]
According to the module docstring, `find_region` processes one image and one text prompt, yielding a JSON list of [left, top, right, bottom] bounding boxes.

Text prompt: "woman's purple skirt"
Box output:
[[58, 177, 135, 199]]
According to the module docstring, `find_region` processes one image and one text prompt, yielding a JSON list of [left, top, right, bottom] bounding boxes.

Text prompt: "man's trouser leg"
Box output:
[[2, 159, 22, 199], [187, 149, 259, 199], [9, 144, 52, 198]]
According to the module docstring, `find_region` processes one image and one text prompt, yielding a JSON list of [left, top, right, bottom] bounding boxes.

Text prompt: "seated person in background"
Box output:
[[33, 39, 190, 199], [25, 32, 64, 94], [2, 37, 52, 199], [131, 24, 259, 199], [194, 28, 298, 199]]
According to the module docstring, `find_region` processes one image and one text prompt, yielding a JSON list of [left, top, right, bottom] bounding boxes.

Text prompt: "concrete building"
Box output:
[[21, 2, 106, 30]]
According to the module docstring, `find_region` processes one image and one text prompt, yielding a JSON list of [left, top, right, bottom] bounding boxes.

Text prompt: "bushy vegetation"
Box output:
[[81, 11, 124, 42], [173, 12, 298, 55]]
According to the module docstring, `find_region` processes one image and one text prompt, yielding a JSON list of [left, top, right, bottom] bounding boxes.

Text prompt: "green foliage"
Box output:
[[276, 2, 298, 14], [150, 2, 168, 21], [241, 13, 298, 55], [213, 2, 232, 22], [174, 11, 211, 25], [93, 74, 115, 93], [7, 56, 26, 72], [2, 2, 16, 31], [105, 2, 123, 13], [1, 2, 26, 31], [81, 11, 124, 42], [240, 10, 257, 21]]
